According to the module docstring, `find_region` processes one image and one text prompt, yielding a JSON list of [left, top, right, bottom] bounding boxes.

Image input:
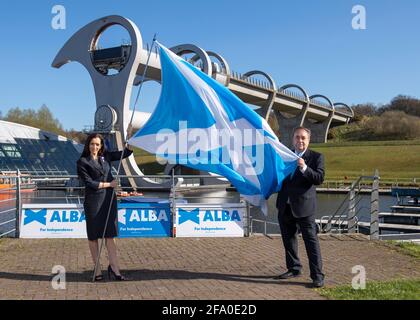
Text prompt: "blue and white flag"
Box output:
[[128, 42, 298, 214]]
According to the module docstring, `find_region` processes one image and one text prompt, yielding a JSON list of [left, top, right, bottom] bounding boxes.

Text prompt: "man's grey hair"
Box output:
[[293, 126, 311, 137]]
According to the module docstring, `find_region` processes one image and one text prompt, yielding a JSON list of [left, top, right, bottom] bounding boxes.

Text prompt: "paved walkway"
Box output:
[[0, 234, 419, 300]]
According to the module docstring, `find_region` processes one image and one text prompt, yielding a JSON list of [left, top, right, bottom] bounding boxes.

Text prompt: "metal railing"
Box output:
[[0, 170, 250, 238], [319, 177, 420, 191], [248, 172, 380, 238], [320, 170, 380, 239], [250, 218, 280, 236], [0, 172, 22, 238], [4, 169, 414, 240]]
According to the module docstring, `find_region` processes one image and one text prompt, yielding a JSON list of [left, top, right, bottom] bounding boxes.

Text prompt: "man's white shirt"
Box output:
[[296, 149, 307, 173], [286, 149, 308, 204]]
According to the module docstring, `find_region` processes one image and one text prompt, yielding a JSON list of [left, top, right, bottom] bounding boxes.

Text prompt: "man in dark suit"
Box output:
[[275, 126, 325, 288]]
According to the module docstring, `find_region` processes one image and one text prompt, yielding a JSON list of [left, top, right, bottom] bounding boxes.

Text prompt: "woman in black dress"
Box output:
[[77, 133, 133, 281]]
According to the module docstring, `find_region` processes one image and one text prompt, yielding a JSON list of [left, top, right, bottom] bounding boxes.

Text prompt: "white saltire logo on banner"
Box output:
[[20, 204, 87, 238]]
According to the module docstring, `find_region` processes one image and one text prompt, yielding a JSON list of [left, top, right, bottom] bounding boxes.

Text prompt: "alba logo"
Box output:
[[118, 209, 170, 225], [24, 209, 47, 225], [23, 209, 85, 225], [50, 210, 86, 223], [124, 209, 169, 223], [203, 210, 241, 222], [178, 208, 241, 225]]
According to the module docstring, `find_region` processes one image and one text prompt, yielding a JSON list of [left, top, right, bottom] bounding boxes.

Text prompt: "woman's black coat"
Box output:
[[77, 148, 133, 240]]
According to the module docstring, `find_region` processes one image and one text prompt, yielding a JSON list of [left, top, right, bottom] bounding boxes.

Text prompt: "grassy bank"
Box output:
[[318, 241, 420, 300], [311, 140, 420, 180], [133, 148, 165, 175]]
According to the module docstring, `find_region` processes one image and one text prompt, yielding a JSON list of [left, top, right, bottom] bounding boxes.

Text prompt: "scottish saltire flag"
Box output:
[[128, 41, 298, 214]]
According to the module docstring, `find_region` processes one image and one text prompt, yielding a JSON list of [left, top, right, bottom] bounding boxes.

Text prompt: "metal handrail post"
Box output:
[[250, 214, 253, 235], [264, 217, 267, 236], [15, 170, 21, 238], [246, 200, 250, 237], [348, 181, 357, 233], [171, 169, 176, 238], [241, 197, 250, 237], [370, 169, 380, 240]]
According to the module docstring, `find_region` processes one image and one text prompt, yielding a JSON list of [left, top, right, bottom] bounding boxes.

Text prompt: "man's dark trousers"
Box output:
[[278, 204, 323, 281]]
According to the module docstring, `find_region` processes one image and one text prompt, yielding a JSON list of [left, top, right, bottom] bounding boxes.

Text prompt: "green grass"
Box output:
[[386, 241, 420, 259], [317, 278, 420, 300], [311, 140, 420, 180], [132, 147, 155, 158], [132, 147, 166, 175], [137, 161, 166, 175], [318, 240, 420, 300]]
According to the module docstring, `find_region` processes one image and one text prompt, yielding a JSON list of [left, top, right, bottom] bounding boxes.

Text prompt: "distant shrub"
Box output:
[[4, 105, 66, 136], [351, 103, 379, 122], [329, 111, 420, 141], [379, 95, 420, 118], [366, 111, 420, 140]]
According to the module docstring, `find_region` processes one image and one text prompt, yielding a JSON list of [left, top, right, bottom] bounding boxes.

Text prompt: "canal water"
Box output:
[[0, 189, 395, 236]]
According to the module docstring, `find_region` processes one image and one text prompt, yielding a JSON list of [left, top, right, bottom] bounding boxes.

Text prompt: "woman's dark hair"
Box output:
[[80, 133, 106, 158]]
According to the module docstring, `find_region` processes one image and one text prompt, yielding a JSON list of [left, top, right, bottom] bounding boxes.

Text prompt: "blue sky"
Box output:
[[0, 0, 419, 130]]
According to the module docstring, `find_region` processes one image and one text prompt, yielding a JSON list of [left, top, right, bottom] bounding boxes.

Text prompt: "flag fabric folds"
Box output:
[[128, 41, 298, 214]]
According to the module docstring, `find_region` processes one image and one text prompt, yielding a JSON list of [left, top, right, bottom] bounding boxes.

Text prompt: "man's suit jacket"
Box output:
[[276, 149, 324, 218]]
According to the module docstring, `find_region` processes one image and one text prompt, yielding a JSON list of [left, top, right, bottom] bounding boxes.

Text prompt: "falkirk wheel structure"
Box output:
[[52, 15, 353, 190]]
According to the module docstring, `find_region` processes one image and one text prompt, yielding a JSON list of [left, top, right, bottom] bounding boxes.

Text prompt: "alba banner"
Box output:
[[20, 202, 172, 238], [20, 204, 87, 238], [174, 203, 246, 237]]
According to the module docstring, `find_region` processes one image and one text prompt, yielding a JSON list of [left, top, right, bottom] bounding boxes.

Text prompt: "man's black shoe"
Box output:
[[312, 279, 324, 288], [274, 270, 302, 280]]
